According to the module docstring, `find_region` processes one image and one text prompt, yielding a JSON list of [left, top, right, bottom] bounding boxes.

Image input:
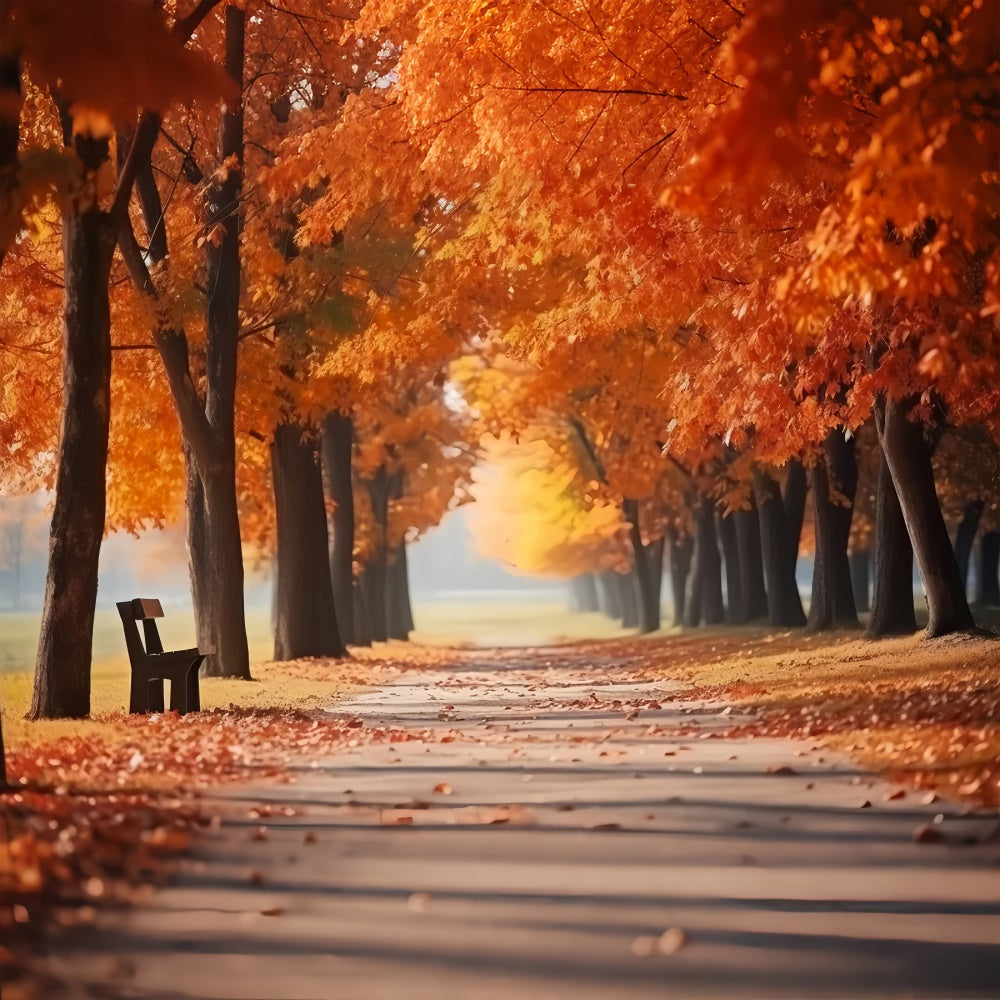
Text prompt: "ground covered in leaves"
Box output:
[[2, 628, 998, 996]]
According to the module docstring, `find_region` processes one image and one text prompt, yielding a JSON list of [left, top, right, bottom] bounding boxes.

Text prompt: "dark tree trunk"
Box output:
[[623, 498, 661, 632], [808, 429, 860, 631], [954, 500, 984, 595], [352, 577, 372, 647], [30, 133, 116, 720], [598, 570, 624, 619], [754, 469, 807, 628], [850, 549, 871, 613], [687, 497, 724, 626], [386, 542, 415, 639], [976, 532, 1000, 607], [398, 542, 415, 633], [184, 447, 216, 658], [783, 459, 808, 577], [667, 527, 693, 626], [271, 425, 345, 660], [716, 512, 743, 624], [385, 471, 413, 640], [647, 533, 666, 621], [362, 465, 391, 642], [570, 574, 600, 613], [191, 4, 250, 678], [619, 571, 639, 629], [877, 395, 974, 636], [868, 447, 917, 637], [322, 411, 355, 645], [734, 505, 768, 622]]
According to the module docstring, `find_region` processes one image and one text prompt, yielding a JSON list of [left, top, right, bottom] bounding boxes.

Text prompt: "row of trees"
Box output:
[[0, 0, 997, 725]]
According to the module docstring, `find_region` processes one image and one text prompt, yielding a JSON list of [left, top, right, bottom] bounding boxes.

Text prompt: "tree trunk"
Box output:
[[598, 570, 624, 619], [30, 134, 116, 720], [807, 429, 859, 631], [623, 498, 661, 632], [849, 549, 871, 614], [954, 500, 984, 596], [647, 534, 666, 622], [352, 577, 372, 647], [570, 574, 600, 612], [271, 424, 345, 660], [192, 4, 250, 678], [783, 459, 808, 577], [362, 465, 391, 642], [754, 469, 807, 628], [619, 571, 639, 629], [184, 446, 216, 658], [386, 542, 415, 639], [200, 461, 250, 677], [667, 527, 693, 626], [716, 512, 743, 624], [877, 395, 974, 636], [976, 532, 1000, 607], [687, 497, 723, 626], [734, 504, 768, 622], [868, 447, 917, 637], [322, 411, 355, 645]]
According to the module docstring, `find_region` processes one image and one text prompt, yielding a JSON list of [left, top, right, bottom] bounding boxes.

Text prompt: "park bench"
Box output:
[[117, 598, 212, 715]]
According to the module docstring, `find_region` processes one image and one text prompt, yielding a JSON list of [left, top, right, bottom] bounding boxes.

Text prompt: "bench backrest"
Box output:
[[117, 598, 165, 659]]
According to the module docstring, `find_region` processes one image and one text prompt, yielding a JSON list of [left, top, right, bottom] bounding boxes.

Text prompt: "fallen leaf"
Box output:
[[433, 782, 453, 795], [656, 927, 686, 954], [259, 907, 285, 917], [913, 824, 944, 844]]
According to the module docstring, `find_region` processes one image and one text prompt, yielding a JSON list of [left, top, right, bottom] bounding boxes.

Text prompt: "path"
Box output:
[[48, 647, 1000, 999]]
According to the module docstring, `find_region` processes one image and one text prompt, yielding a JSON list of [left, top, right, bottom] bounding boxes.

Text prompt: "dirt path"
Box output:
[[45, 647, 1000, 999]]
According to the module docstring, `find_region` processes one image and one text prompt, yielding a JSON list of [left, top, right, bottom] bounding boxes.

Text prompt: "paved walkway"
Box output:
[[49, 649, 999, 999]]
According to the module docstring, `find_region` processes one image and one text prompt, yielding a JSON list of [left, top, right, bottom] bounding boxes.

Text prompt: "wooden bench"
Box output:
[[116, 598, 212, 715]]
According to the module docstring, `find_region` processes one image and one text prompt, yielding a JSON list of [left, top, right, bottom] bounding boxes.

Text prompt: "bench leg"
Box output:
[[187, 658, 202, 712], [168, 659, 203, 715], [129, 676, 146, 714], [147, 678, 165, 713]]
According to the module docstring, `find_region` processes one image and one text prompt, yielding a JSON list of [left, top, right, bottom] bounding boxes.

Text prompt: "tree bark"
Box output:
[[352, 577, 372, 647], [687, 497, 724, 626], [362, 465, 391, 642], [807, 429, 859, 631], [734, 504, 768, 622], [619, 571, 639, 629], [716, 512, 743, 624], [196, 4, 250, 677], [271, 425, 345, 660], [877, 395, 974, 636], [868, 446, 917, 637], [783, 459, 808, 578], [570, 574, 600, 613], [667, 526, 693, 626], [386, 540, 415, 639], [954, 500, 984, 595], [30, 134, 116, 720], [322, 411, 355, 644], [184, 446, 216, 657], [754, 469, 807, 628], [976, 532, 1000, 607], [623, 498, 661, 632], [849, 549, 871, 614], [598, 570, 624, 619]]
